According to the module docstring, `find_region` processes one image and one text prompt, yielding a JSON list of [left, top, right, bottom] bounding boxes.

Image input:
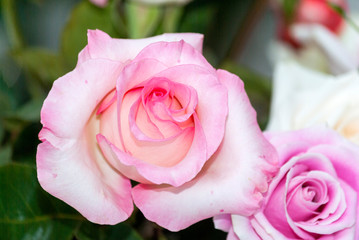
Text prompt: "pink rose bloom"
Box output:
[[36, 30, 277, 231], [215, 126, 359, 239]]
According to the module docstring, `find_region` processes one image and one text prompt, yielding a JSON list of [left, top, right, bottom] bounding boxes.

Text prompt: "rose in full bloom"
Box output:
[[36, 30, 277, 231], [214, 126, 359, 239], [267, 61, 359, 145]]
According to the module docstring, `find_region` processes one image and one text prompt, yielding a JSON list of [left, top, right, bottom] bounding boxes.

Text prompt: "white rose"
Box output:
[[267, 61, 359, 144]]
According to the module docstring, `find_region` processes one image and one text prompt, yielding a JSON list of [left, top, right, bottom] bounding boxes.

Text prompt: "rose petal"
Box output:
[[213, 214, 233, 232], [318, 225, 355, 239], [251, 212, 289, 240], [149, 65, 228, 158], [307, 143, 359, 194], [103, 60, 228, 185], [264, 152, 337, 208], [283, 165, 316, 239], [296, 179, 357, 235], [78, 30, 204, 64], [263, 177, 295, 238], [286, 172, 328, 222], [231, 215, 261, 240], [40, 59, 124, 138], [97, 111, 207, 186], [37, 131, 133, 224], [131, 69, 278, 231], [227, 227, 241, 240], [304, 172, 343, 226], [263, 152, 338, 239], [37, 58, 132, 224], [266, 127, 359, 239], [267, 62, 359, 144], [133, 40, 214, 72], [266, 62, 332, 131]]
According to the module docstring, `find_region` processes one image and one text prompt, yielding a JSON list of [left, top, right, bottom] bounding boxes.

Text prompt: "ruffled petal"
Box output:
[[37, 132, 133, 224], [78, 29, 204, 64], [231, 215, 261, 240], [99, 60, 227, 186], [133, 40, 214, 72], [40, 59, 124, 138], [296, 180, 357, 234], [132, 69, 278, 231], [213, 214, 233, 232], [37, 58, 132, 224], [148, 65, 228, 158], [97, 111, 207, 187], [227, 227, 241, 240], [251, 212, 288, 240], [266, 127, 359, 239]]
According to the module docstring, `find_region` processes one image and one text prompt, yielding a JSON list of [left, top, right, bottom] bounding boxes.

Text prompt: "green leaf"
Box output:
[[0, 52, 22, 91], [125, 1, 163, 38], [8, 98, 43, 122], [0, 163, 83, 240], [61, 0, 122, 68], [2, 99, 43, 144], [75, 221, 143, 240], [0, 122, 4, 144], [179, 1, 216, 34], [1, 0, 25, 50], [12, 122, 41, 164], [196, 0, 259, 66], [0, 163, 143, 240], [12, 48, 68, 86], [110, 0, 129, 37], [162, 5, 183, 33], [0, 145, 11, 166], [0, 74, 17, 114]]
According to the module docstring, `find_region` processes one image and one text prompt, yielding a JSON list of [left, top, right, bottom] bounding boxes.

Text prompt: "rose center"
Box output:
[[302, 186, 316, 202], [286, 177, 328, 222], [151, 88, 167, 99]]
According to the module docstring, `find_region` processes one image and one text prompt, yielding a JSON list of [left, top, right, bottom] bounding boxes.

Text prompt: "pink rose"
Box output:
[[215, 126, 359, 239], [36, 30, 277, 231]]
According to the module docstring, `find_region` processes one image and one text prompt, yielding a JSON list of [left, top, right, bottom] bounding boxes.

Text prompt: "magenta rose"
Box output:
[[215, 126, 359, 239], [36, 30, 277, 231]]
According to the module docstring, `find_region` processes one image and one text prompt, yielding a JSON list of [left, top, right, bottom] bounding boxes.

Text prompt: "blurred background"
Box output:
[[0, 0, 358, 239]]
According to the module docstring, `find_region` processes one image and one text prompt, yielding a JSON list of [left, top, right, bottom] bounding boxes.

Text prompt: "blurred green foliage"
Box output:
[[0, 163, 143, 240], [283, 0, 299, 22], [0, 0, 270, 239], [61, 0, 123, 67]]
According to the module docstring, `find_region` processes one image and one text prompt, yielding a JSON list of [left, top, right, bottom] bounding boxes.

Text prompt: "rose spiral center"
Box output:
[[286, 175, 328, 222]]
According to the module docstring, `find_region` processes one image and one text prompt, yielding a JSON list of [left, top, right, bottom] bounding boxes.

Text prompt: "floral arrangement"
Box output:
[[1, 0, 358, 239]]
